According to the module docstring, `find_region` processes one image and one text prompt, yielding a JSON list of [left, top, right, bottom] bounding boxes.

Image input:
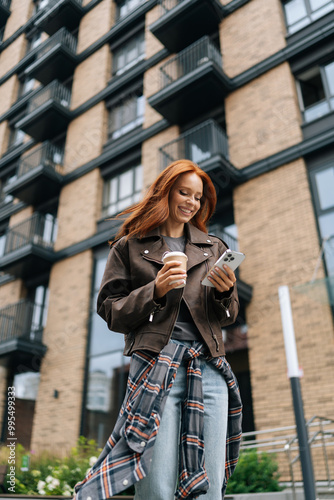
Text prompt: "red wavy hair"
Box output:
[[112, 160, 217, 241]]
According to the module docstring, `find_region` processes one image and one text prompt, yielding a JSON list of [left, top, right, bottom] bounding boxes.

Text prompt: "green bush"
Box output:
[[226, 449, 283, 494], [1, 436, 102, 496]]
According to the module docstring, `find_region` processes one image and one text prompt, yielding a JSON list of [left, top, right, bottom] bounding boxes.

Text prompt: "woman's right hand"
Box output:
[[154, 260, 187, 299]]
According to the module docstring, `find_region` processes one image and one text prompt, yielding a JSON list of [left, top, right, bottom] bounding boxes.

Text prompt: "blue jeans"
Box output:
[[134, 340, 228, 500]]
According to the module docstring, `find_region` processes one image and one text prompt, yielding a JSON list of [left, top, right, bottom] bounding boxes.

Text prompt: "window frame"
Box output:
[[112, 30, 146, 77], [107, 88, 145, 141], [296, 59, 334, 122], [102, 163, 143, 218], [282, 0, 334, 34]]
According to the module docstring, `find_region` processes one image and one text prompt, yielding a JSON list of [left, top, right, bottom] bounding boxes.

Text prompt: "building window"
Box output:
[[296, 60, 334, 122], [112, 31, 145, 76], [83, 252, 129, 447], [102, 164, 142, 217], [116, 0, 146, 20], [108, 90, 145, 140], [0, 170, 16, 206], [26, 31, 42, 53], [283, 0, 334, 33], [27, 285, 50, 338], [17, 77, 36, 100], [310, 165, 334, 276], [8, 127, 25, 150]]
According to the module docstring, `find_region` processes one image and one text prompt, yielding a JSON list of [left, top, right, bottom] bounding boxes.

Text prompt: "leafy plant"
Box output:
[[226, 449, 283, 494], [1, 436, 102, 496]]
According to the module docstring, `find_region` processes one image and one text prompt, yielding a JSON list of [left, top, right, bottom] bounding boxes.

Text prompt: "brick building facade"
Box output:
[[0, 0, 333, 479]]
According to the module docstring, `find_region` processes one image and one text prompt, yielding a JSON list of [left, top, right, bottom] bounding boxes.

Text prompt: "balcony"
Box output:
[[159, 119, 239, 190], [0, 213, 57, 279], [0, 0, 11, 28], [24, 28, 77, 86], [15, 81, 71, 142], [148, 37, 231, 124], [3, 142, 63, 205], [34, 0, 84, 36], [0, 300, 47, 368], [150, 0, 223, 53]]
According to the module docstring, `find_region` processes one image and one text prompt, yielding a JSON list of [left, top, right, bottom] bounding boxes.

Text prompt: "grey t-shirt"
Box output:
[[163, 235, 202, 342]]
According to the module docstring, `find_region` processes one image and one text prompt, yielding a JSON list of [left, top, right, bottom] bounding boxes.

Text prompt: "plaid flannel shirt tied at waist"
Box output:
[[73, 341, 242, 500]]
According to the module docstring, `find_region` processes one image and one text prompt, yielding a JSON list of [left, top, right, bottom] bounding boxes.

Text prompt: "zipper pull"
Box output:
[[226, 309, 230, 318], [149, 311, 154, 322]]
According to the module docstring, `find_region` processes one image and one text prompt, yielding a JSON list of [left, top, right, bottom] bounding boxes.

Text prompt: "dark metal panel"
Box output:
[[149, 0, 223, 53], [15, 103, 71, 142]]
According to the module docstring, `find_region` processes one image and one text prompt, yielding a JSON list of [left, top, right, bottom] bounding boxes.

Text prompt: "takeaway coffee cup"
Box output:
[[162, 251, 188, 288]]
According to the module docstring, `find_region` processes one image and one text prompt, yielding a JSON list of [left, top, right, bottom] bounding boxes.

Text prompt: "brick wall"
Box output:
[[30, 250, 93, 454], [226, 63, 302, 168], [55, 169, 102, 250], [220, 0, 286, 78], [141, 125, 179, 190], [234, 159, 334, 435], [71, 45, 111, 109], [63, 102, 106, 173], [77, 0, 114, 53], [0, 35, 27, 78], [2, 0, 33, 39]]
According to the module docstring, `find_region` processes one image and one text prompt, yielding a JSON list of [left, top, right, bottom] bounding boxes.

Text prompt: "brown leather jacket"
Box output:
[[97, 223, 239, 357]]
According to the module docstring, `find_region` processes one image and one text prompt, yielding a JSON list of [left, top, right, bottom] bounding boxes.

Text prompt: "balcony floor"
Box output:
[[0, 338, 47, 370], [15, 101, 71, 142], [148, 63, 231, 124], [150, 0, 223, 53], [0, 245, 56, 280], [25, 46, 77, 86], [4, 165, 63, 205], [34, 0, 84, 36]]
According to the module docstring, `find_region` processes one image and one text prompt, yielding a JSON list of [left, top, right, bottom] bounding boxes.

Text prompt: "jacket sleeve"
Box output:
[[210, 239, 240, 326], [97, 240, 164, 335]]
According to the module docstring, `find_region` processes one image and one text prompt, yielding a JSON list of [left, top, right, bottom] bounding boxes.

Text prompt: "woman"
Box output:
[[74, 160, 242, 500]]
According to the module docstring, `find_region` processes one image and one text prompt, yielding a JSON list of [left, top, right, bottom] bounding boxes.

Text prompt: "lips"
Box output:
[[179, 207, 193, 215]]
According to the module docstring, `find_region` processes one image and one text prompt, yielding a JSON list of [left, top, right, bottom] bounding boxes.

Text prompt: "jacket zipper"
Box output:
[[165, 289, 184, 344], [204, 260, 220, 352]]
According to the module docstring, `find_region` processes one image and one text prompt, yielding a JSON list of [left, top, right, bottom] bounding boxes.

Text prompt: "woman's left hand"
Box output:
[[207, 264, 236, 293]]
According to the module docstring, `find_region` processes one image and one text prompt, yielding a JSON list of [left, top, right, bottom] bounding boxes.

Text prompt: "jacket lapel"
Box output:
[[135, 224, 215, 271]]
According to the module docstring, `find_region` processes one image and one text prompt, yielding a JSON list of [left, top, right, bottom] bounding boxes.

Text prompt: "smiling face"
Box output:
[[167, 172, 203, 226]]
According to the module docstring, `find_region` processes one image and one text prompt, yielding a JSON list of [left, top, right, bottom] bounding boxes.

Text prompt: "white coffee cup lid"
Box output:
[[162, 251, 188, 261]]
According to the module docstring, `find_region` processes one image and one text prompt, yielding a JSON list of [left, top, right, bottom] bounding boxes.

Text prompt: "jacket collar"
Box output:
[[136, 223, 215, 271]]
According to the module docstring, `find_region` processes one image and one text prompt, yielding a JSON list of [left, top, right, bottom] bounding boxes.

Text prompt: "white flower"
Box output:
[[51, 478, 60, 487], [89, 456, 98, 467], [37, 480, 46, 490], [45, 475, 54, 483], [47, 483, 55, 491], [32, 470, 41, 477], [39, 490, 46, 495], [63, 491, 72, 497]]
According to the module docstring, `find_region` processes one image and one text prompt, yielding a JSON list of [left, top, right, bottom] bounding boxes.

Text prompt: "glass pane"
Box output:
[[318, 212, 334, 275], [324, 61, 334, 96], [85, 351, 129, 446], [0, 235, 6, 257], [304, 100, 330, 121], [13, 372, 40, 400], [315, 167, 334, 210], [135, 165, 143, 192], [137, 94, 145, 118], [284, 0, 308, 26], [311, 3, 334, 19], [126, 38, 138, 65], [310, 0, 330, 9], [94, 256, 108, 290], [119, 170, 133, 199], [299, 69, 325, 107]]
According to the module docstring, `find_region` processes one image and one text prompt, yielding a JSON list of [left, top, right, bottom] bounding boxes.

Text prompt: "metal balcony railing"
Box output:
[[0, 300, 44, 344], [27, 80, 71, 114], [36, 27, 77, 60], [1, 213, 57, 257], [17, 142, 63, 178], [158, 36, 222, 90], [159, 120, 229, 169], [159, 0, 182, 13]]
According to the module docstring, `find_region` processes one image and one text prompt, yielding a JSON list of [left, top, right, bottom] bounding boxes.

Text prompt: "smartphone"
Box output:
[[201, 249, 245, 287]]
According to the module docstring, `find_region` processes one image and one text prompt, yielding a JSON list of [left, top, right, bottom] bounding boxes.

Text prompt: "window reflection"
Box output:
[[84, 253, 129, 446]]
